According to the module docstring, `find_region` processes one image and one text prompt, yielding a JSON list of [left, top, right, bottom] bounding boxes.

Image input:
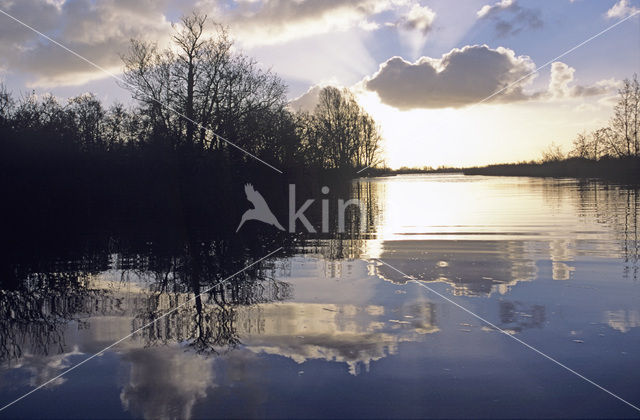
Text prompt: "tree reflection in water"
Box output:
[[0, 234, 292, 365]]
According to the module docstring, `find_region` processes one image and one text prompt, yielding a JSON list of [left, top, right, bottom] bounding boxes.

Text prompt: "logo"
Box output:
[[236, 184, 367, 233], [236, 184, 285, 232]]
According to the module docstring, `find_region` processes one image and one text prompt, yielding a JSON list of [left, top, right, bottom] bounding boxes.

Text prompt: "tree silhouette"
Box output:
[[297, 86, 382, 170]]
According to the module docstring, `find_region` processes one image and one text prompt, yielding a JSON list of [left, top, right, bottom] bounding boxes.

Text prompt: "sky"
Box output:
[[0, 0, 639, 168]]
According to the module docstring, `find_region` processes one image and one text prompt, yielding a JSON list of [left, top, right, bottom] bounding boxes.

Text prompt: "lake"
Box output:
[[0, 174, 638, 418]]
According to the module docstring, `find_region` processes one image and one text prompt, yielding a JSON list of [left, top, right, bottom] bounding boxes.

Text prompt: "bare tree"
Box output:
[[171, 13, 207, 145], [121, 12, 288, 160], [571, 77, 640, 160], [541, 141, 564, 162], [0, 83, 12, 128], [610, 75, 640, 157], [358, 113, 382, 169], [631, 74, 639, 156], [121, 40, 176, 141], [571, 132, 590, 158], [590, 127, 608, 160], [299, 86, 382, 170], [67, 93, 105, 151]]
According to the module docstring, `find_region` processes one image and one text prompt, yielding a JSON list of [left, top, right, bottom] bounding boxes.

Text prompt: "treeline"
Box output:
[[464, 75, 640, 182], [360, 166, 464, 177], [0, 12, 381, 175], [537, 74, 639, 163], [567, 75, 640, 160], [463, 156, 640, 181], [0, 12, 384, 236]]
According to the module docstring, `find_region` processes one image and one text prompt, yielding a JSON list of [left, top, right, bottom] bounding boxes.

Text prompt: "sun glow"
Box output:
[[356, 90, 613, 169]]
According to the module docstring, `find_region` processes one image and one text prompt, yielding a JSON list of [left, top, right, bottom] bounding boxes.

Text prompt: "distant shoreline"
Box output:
[[361, 156, 640, 183]]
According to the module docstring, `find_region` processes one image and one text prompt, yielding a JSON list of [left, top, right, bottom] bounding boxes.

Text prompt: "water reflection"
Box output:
[[604, 310, 640, 333], [240, 300, 437, 375], [120, 347, 214, 420], [0, 237, 291, 365], [1, 175, 639, 419], [499, 301, 545, 334], [356, 175, 639, 293], [371, 240, 538, 296]]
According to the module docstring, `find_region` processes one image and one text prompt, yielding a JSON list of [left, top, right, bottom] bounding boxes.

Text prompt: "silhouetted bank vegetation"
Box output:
[[463, 156, 640, 181], [464, 75, 640, 182], [0, 13, 381, 237], [360, 166, 464, 177]]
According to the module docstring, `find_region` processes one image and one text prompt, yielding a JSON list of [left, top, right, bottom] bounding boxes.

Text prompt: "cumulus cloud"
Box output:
[[0, 0, 172, 87], [547, 62, 575, 98], [360, 49, 620, 110], [476, 0, 542, 37], [364, 45, 536, 109], [291, 54, 620, 113], [606, 0, 640, 18], [546, 62, 620, 99]]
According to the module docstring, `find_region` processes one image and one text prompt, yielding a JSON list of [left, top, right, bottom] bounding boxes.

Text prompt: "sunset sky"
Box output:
[[1, 0, 639, 167]]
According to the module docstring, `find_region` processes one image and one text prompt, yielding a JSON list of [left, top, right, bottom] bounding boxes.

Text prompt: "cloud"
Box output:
[[547, 62, 575, 98], [364, 45, 536, 109], [0, 0, 60, 45], [476, 0, 514, 18], [291, 55, 620, 113], [546, 62, 620, 99], [240, 301, 437, 375], [360, 50, 620, 110], [19, 346, 84, 389], [383, 3, 436, 59], [606, 0, 640, 18], [289, 84, 325, 112], [120, 347, 214, 420], [199, 0, 404, 46], [3, 0, 390, 87], [0, 0, 172, 87], [476, 0, 542, 37], [395, 3, 436, 34]]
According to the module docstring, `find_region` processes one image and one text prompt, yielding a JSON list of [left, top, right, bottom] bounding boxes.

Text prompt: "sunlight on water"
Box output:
[[363, 174, 636, 242]]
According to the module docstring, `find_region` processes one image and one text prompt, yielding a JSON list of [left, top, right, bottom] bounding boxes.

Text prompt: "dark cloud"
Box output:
[[476, 0, 542, 37], [0, 0, 60, 45]]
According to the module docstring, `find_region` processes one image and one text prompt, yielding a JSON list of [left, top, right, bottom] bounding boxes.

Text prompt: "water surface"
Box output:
[[1, 174, 639, 418]]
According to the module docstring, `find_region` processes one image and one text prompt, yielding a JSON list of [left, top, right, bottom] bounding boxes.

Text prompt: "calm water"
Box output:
[[1, 174, 639, 419]]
